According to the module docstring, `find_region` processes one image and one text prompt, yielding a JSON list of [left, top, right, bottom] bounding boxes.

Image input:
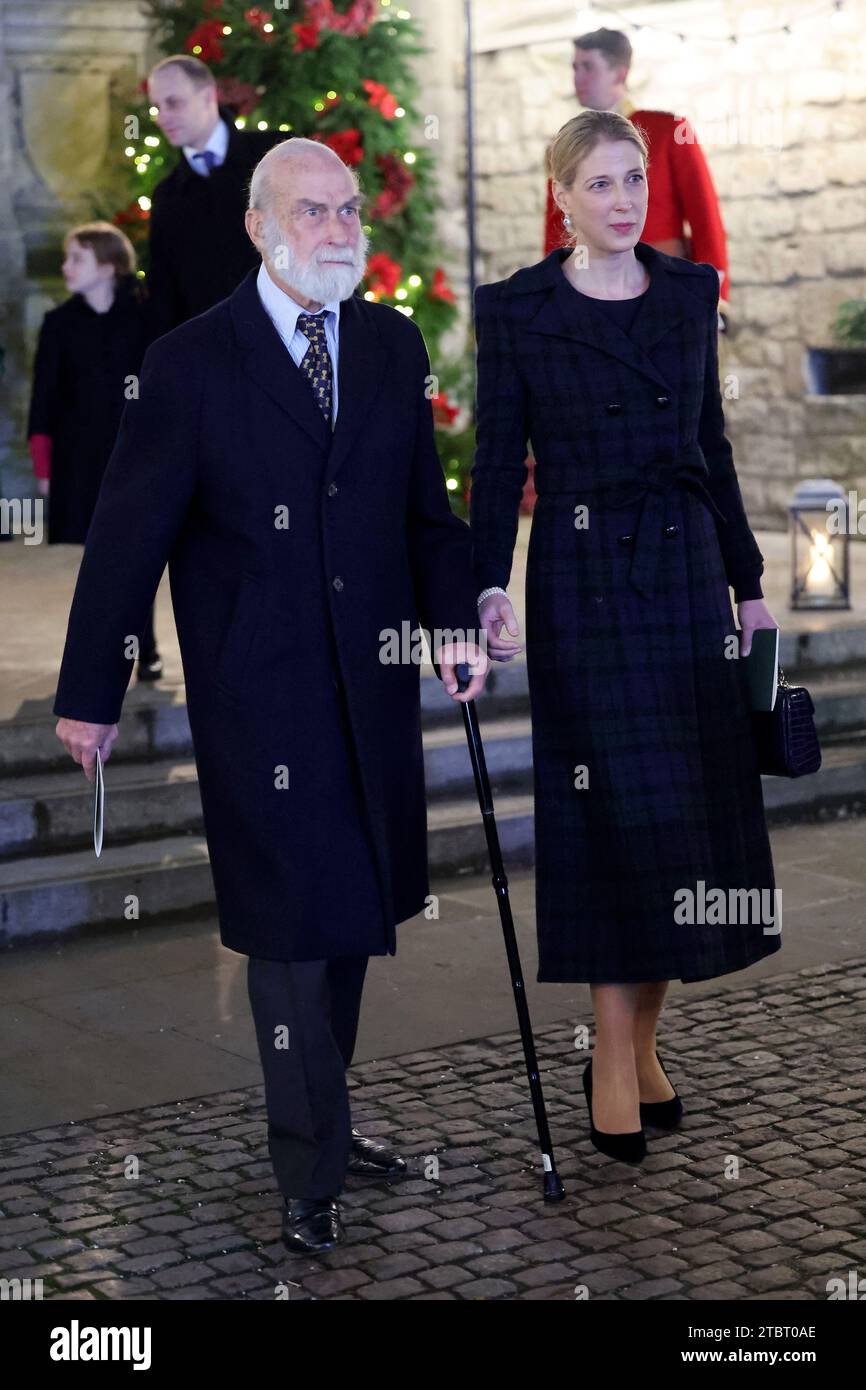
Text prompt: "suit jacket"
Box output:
[[146, 112, 286, 338], [470, 241, 763, 603], [544, 108, 730, 309], [53, 269, 480, 962]]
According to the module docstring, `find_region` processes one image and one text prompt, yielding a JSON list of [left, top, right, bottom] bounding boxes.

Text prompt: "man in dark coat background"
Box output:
[[53, 136, 488, 1252], [145, 55, 287, 338]]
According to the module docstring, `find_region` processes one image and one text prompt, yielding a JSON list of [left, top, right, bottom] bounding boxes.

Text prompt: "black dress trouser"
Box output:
[[138, 604, 158, 663], [246, 955, 369, 1199]]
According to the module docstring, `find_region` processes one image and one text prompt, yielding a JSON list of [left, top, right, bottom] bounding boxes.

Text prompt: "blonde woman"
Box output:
[[470, 111, 779, 1163]]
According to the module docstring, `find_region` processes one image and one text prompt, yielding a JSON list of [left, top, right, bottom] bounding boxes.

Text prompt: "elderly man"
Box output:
[[53, 138, 488, 1253]]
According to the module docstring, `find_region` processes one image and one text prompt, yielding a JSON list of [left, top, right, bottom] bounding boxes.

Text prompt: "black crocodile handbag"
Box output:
[[752, 668, 822, 777]]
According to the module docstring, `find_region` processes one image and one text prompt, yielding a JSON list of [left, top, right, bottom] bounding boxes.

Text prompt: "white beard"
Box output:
[[263, 217, 369, 303]]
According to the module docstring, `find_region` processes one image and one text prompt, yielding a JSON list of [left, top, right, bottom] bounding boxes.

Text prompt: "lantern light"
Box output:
[[789, 477, 851, 610]]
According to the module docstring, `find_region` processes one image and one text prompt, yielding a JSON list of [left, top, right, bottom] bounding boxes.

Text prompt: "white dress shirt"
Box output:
[[256, 261, 341, 425], [183, 117, 230, 175]]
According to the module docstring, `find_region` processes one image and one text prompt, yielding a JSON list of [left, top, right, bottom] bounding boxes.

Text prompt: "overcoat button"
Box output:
[[332, 575, 344, 591], [655, 394, 671, 408], [663, 524, 680, 538], [616, 533, 635, 546], [327, 482, 338, 496], [605, 402, 623, 416]]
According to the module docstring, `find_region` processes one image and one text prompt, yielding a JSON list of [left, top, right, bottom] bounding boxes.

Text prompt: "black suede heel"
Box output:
[[639, 1054, 683, 1130], [583, 1058, 646, 1164]]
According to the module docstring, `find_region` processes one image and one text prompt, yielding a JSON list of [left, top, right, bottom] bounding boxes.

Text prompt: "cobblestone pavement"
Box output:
[[2, 956, 864, 1301]]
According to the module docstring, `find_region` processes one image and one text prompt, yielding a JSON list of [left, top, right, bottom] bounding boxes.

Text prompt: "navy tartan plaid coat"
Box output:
[[470, 242, 781, 983]]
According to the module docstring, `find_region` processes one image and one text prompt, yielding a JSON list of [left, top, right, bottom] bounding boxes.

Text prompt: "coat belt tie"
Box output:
[[534, 447, 728, 597]]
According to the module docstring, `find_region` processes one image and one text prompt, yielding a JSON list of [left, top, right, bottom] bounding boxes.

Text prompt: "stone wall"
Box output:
[[0, 0, 152, 498]]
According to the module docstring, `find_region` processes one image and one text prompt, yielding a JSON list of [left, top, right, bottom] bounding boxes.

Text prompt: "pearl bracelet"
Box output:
[[477, 586, 508, 607]]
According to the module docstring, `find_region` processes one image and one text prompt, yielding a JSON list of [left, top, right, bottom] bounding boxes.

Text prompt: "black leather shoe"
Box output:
[[583, 1059, 646, 1164], [346, 1127, 407, 1178], [282, 1196, 344, 1253], [639, 1054, 683, 1130], [137, 653, 163, 682]]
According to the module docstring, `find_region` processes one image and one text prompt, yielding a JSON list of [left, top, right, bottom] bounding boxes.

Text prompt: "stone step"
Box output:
[[3, 689, 866, 862], [0, 834, 214, 946], [0, 713, 533, 859], [0, 759, 203, 861], [0, 683, 194, 776], [2, 741, 866, 945], [4, 647, 866, 775]]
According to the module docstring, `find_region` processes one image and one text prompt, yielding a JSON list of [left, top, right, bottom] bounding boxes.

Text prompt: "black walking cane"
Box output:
[[454, 662, 565, 1202]]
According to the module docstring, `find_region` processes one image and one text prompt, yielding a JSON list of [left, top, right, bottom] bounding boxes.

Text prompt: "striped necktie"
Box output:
[[296, 312, 333, 426]]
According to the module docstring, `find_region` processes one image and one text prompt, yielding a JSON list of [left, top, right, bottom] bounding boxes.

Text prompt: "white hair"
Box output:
[[248, 137, 360, 214]]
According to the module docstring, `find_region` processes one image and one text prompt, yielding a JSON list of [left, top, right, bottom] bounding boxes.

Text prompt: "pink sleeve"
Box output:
[[29, 433, 53, 480]]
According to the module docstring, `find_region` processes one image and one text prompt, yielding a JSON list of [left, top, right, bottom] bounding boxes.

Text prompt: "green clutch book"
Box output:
[[743, 626, 780, 712]]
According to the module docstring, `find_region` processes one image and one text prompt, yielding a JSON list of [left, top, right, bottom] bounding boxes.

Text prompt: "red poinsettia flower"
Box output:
[[184, 19, 224, 64], [362, 79, 398, 120], [429, 268, 456, 305], [431, 391, 460, 427], [379, 93, 398, 120], [305, 0, 377, 37], [244, 6, 275, 40], [369, 153, 414, 220], [202, 0, 223, 12], [365, 253, 402, 299], [292, 21, 320, 52], [313, 128, 363, 166], [216, 77, 260, 117], [113, 201, 150, 226]]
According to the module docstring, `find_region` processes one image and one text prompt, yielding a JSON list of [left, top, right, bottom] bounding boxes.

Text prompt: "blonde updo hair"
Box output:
[[545, 111, 650, 246]]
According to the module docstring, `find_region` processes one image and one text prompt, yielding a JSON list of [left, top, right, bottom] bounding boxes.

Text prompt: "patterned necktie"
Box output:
[[193, 149, 218, 175], [296, 312, 333, 426]]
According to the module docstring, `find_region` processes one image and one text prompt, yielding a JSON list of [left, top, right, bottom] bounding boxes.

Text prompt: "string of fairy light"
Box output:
[[125, 0, 856, 314], [126, 0, 427, 313], [571, 0, 854, 44]]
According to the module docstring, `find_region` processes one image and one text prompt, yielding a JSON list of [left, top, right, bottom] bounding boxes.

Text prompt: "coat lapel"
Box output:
[[230, 268, 332, 449], [518, 243, 693, 393], [229, 267, 388, 473], [325, 292, 388, 487]]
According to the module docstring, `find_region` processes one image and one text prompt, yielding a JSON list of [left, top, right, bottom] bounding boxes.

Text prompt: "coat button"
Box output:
[[655, 394, 671, 408], [332, 576, 344, 591], [606, 402, 623, 416], [616, 533, 635, 546], [327, 482, 338, 496], [663, 524, 680, 538]]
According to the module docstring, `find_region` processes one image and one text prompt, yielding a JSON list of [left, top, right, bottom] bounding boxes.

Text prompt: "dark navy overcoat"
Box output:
[[53, 268, 480, 961], [470, 243, 781, 984]]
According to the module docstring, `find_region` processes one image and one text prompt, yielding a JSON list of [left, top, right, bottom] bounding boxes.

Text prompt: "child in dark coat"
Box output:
[[29, 221, 162, 679]]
